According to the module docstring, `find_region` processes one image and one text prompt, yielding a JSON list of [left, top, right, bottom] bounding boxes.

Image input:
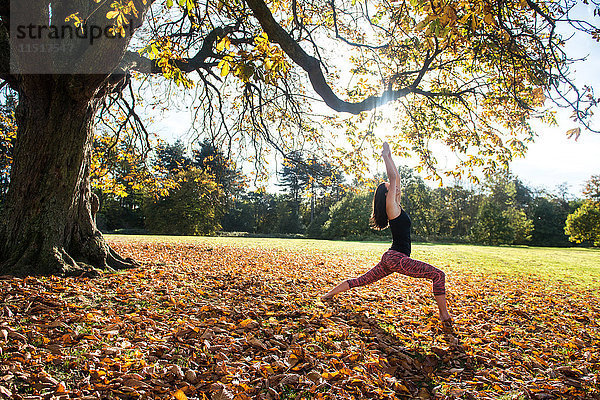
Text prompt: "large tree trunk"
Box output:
[[0, 74, 134, 276]]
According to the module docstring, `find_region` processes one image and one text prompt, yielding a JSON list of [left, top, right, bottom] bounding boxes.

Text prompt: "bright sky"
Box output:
[[510, 116, 600, 196], [510, 11, 600, 197]]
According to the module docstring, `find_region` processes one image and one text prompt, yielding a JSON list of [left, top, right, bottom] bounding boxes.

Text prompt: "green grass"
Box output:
[[415, 243, 600, 289], [107, 234, 600, 289]]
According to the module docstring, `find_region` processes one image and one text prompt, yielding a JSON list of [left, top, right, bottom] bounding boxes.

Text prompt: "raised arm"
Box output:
[[382, 142, 399, 187], [381, 142, 401, 219]]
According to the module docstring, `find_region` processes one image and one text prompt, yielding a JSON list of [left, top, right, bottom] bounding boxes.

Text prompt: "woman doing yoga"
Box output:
[[321, 142, 452, 328]]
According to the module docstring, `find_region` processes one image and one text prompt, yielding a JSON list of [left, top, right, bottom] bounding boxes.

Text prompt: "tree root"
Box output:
[[77, 230, 139, 272], [1, 234, 139, 277], [107, 246, 139, 270]]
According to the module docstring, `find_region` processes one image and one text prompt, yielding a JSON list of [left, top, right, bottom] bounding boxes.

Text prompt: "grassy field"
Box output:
[[108, 234, 600, 289]]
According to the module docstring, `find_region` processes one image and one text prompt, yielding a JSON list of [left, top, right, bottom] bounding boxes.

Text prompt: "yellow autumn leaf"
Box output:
[[216, 36, 230, 52], [321, 371, 339, 380], [106, 10, 120, 19], [220, 61, 230, 76], [396, 383, 411, 393], [174, 390, 188, 400], [56, 382, 67, 393], [238, 318, 256, 328]]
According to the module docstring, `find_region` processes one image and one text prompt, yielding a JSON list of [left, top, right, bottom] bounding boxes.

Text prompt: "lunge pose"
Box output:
[[321, 142, 452, 327]]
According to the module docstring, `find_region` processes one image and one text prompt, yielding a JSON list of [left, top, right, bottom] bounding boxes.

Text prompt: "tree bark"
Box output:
[[0, 74, 135, 276]]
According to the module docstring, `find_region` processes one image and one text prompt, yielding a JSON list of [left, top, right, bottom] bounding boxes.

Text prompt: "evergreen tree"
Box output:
[[192, 140, 245, 197], [155, 140, 191, 175]]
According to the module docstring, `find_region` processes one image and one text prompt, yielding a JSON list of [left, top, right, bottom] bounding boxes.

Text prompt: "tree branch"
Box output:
[[523, 0, 556, 28], [119, 24, 237, 74], [329, 0, 389, 50], [245, 0, 412, 114]]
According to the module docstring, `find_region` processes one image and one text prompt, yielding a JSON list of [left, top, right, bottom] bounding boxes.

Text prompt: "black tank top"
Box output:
[[389, 209, 411, 256]]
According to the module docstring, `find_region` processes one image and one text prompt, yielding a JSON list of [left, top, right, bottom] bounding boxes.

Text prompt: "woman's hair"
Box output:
[[370, 182, 389, 230]]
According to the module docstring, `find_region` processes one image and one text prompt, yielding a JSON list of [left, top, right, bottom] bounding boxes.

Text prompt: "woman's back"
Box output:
[[389, 209, 411, 256]]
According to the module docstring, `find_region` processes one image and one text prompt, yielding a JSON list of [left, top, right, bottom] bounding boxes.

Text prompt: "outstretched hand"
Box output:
[[381, 142, 391, 158]]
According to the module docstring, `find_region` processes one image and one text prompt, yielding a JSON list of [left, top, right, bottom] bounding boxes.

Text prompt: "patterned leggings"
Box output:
[[347, 249, 446, 296]]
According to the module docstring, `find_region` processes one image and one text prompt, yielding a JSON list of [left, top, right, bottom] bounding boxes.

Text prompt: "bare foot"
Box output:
[[441, 318, 454, 334]]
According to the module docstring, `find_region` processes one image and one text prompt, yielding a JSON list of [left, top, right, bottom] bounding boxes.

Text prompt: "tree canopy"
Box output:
[[5, 0, 597, 176], [107, 0, 599, 179]]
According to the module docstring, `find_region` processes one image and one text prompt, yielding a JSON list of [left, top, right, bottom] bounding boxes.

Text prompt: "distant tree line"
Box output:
[[305, 169, 575, 247], [0, 123, 598, 247], [224, 165, 598, 248]]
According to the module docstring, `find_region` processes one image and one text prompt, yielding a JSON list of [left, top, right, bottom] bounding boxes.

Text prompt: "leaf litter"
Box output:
[[0, 237, 598, 399]]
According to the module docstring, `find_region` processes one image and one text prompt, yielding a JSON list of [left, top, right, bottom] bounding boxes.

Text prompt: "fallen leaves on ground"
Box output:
[[1, 237, 599, 399]]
